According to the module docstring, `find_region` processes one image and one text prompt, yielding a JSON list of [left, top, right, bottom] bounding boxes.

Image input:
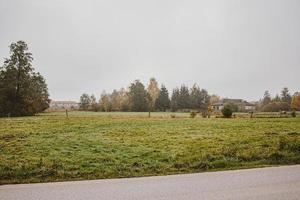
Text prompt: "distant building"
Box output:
[[50, 101, 79, 109], [212, 98, 256, 112]]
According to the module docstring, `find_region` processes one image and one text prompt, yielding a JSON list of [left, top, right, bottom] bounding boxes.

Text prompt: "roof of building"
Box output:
[[50, 101, 78, 104], [212, 99, 256, 106]]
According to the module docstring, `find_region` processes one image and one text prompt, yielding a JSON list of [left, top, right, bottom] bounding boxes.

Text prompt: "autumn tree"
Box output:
[[147, 78, 160, 111], [110, 89, 121, 111], [0, 41, 50, 117], [155, 84, 170, 111], [99, 91, 111, 112], [119, 88, 130, 111], [291, 92, 300, 111]]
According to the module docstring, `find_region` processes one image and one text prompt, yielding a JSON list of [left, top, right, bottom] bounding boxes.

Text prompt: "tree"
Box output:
[[110, 89, 121, 111], [190, 84, 202, 109], [119, 88, 130, 111], [79, 93, 91, 110], [189, 84, 210, 111], [178, 85, 190, 109], [199, 89, 210, 111], [155, 84, 170, 111], [147, 78, 160, 111], [281, 87, 292, 106], [0, 41, 50, 117], [262, 90, 272, 106], [223, 102, 239, 112], [291, 92, 300, 111], [273, 94, 281, 102], [128, 80, 148, 112], [90, 94, 99, 111], [99, 91, 111, 112], [170, 88, 180, 111], [210, 94, 220, 104]]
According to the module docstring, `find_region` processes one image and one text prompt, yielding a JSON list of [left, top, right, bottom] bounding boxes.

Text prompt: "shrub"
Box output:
[[201, 112, 208, 118], [223, 102, 239, 112], [190, 112, 197, 118], [262, 102, 290, 112], [291, 110, 296, 118], [221, 105, 233, 118], [170, 114, 176, 118]]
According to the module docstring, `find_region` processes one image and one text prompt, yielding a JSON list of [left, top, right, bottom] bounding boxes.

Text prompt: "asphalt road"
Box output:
[[1, 165, 300, 200]]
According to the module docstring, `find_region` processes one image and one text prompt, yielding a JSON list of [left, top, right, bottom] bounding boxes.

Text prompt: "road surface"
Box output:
[[1, 165, 300, 200]]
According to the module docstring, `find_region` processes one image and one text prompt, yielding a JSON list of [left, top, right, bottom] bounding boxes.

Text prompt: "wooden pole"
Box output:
[[66, 109, 69, 118]]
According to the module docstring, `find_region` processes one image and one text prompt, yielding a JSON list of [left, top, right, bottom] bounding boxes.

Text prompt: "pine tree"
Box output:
[[281, 87, 292, 105], [178, 85, 190, 109], [171, 88, 180, 111], [155, 84, 170, 111]]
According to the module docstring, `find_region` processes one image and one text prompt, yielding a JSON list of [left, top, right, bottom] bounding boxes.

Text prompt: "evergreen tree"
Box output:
[[262, 90, 272, 106], [155, 84, 170, 111], [281, 87, 292, 105], [178, 85, 190, 109], [128, 80, 148, 111], [171, 88, 180, 111], [0, 41, 50, 117], [190, 84, 202, 109]]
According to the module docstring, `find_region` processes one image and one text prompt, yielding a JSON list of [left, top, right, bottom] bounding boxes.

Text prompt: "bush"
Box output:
[[170, 114, 176, 118], [223, 102, 239, 112], [291, 111, 296, 118], [201, 112, 208, 118], [221, 105, 233, 118], [262, 102, 290, 112], [190, 112, 197, 118]]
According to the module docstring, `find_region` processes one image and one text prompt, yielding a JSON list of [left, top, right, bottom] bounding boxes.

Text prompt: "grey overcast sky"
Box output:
[[0, 0, 299, 101]]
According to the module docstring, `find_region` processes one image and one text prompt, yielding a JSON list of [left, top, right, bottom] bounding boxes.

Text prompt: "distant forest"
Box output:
[[79, 79, 300, 113]]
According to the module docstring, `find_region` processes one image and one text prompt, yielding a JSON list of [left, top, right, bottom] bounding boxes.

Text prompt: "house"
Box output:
[[50, 101, 79, 109], [212, 98, 256, 112], [244, 102, 256, 111]]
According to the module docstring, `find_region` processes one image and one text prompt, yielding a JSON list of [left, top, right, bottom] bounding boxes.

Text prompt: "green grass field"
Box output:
[[1, 111, 300, 184]]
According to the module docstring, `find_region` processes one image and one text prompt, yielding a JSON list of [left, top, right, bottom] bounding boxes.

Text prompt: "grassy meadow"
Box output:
[[0, 111, 300, 184]]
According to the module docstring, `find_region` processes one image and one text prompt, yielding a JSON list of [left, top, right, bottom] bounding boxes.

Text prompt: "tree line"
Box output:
[[79, 78, 211, 112], [258, 87, 300, 112]]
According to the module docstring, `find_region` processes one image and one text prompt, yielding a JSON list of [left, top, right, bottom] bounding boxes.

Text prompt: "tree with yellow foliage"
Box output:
[[291, 92, 300, 111]]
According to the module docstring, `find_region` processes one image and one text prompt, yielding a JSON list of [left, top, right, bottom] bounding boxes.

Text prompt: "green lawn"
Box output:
[[0, 111, 300, 184]]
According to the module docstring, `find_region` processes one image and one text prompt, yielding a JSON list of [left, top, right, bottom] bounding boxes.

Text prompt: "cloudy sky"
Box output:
[[0, 0, 299, 101]]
